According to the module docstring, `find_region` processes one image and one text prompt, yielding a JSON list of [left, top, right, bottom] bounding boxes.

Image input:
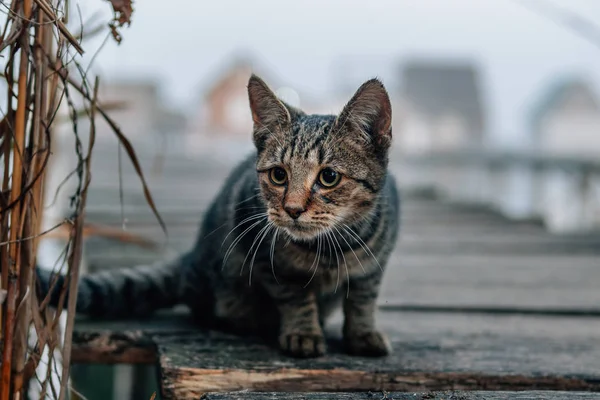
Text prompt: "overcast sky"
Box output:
[[78, 0, 600, 147]]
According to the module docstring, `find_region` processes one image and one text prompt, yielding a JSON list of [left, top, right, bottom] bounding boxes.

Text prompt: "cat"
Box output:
[[37, 74, 400, 358]]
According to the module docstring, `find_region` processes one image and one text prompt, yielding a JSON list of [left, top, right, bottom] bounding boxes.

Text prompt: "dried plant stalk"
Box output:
[[0, 1, 155, 399], [10, 8, 51, 396], [1, 1, 33, 397], [57, 76, 98, 400]]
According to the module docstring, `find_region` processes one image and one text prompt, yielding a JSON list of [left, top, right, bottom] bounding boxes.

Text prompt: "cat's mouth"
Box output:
[[276, 219, 330, 241], [267, 211, 332, 241]]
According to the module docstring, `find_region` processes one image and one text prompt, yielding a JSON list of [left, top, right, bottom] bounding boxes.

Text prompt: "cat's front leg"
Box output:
[[343, 272, 391, 357], [261, 276, 325, 358]]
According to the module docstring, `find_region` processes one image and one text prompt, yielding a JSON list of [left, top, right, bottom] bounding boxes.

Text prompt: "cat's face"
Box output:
[[248, 75, 392, 241]]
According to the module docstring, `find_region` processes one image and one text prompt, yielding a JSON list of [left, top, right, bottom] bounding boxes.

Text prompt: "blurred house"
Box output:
[[394, 60, 486, 154], [191, 57, 256, 139], [187, 54, 316, 152], [92, 80, 186, 148], [529, 77, 600, 157], [96, 80, 160, 141]]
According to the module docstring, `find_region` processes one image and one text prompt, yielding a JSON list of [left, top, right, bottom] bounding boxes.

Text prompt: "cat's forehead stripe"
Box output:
[[288, 115, 334, 161]]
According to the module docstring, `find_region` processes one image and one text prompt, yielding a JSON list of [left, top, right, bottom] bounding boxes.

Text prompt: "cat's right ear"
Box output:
[[248, 75, 291, 148]]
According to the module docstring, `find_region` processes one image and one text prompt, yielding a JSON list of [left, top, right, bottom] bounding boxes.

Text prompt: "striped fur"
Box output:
[[36, 75, 400, 358]]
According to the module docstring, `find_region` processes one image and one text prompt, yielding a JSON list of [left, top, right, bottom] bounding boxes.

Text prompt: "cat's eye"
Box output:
[[269, 167, 287, 185], [318, 168, 341, 188]]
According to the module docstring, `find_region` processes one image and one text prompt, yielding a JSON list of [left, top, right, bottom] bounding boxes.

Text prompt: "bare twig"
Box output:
[[0, 220, 72, 247], [1, 0, 32, 397], [46, 63, 167, 234], [32, 0, 84, 55], [57, 76, 98, 400], [42, 222, 159, 249], [0, 0, 137, 397]]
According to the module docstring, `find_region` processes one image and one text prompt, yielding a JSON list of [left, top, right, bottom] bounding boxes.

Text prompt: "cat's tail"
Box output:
[[35, 250, 194, 319]]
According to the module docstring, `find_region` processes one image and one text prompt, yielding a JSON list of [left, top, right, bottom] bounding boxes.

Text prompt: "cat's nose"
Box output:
[[284, 205, 305, 220]]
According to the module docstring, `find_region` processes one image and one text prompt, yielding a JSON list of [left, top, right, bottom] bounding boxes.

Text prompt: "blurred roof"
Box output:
[[529, 76, 600, 133], [196, 51, 319, 111], [198, 52, 281, 101], [401, 60, 486, 135]]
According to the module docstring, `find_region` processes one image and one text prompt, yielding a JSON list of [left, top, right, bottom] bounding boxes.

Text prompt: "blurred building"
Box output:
[[91, 80, 187, 149], [529, 77, 600, 157], [187, 54, 315, 150], [191, 57, 256, 138], [394, 60, 486, 154]]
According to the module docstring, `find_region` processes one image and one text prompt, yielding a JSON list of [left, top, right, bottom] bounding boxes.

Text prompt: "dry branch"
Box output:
[[32, 0, 85, 55], [0, 0, 143, 398], [42, 222, 159, 249], [1, 1, 34, 396]]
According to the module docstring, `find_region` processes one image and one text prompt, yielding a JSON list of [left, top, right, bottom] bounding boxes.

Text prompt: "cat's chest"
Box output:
[[275, 244, 374, 284], [314, 267, 348, 295]]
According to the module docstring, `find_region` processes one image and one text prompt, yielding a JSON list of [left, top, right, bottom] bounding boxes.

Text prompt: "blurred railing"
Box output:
[[393, 149, 600, 233]]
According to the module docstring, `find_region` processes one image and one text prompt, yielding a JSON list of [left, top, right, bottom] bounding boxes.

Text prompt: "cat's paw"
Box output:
[[344, 330, 391, 357], [279, 333, 326, 358]]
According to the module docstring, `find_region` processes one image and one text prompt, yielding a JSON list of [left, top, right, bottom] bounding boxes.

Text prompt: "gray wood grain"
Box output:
[[151, 310, 600, 398], [82, 235, 600, 310], [198, 392, 598, 400], [68, 146, 600, 399]]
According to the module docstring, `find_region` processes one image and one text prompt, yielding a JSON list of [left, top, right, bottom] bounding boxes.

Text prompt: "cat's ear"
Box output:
[[335, 78, 392, 150], [248, 74, 291, 139]]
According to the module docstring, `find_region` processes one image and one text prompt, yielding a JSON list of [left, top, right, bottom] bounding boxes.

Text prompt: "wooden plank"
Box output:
[[79, 212, 590, 239], [378, 254, 600, 308], [198, 392, 598, 400], [82, 244, 600, 310], [85, 211, 546, 251], [83, 205, 543, 225], [82, 195, 514, 215], [80, 227, 600, 256], [379, 304, 600, 317], [152, 310, 600, 398]]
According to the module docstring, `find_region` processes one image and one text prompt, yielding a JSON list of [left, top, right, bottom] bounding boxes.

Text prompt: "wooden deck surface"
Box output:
[[68, 142, 600, 399]]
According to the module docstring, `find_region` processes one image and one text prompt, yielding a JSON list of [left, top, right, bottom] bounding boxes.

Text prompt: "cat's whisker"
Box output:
[[325, 231, 340, 294], [248, 223, 274, 286], [222, 218, 266, 269], [333, 226, 366, 275], [304, 233, 322, 288], [304, 234, 319, 275], [316, 234, 323, 272], [270, 227, 280, 284], [222, 218, 265, 269], [233, 205, 267, 213], [221, 212, 268, 249], [202, 221, 229, 240], [203, 203, 266, 241], [331, 214, 376, 255], [234, 193, 261, 207], [205, 205, 265, 241], [342, 224, 382, 272], [355, 213, 375, 231], [324, 230, 333, 269], [330, 229, 350, 298], [241, 221, 272, 277]]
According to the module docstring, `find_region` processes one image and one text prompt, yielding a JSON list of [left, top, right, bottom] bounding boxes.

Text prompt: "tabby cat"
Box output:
[[38, 75, 400, 358]]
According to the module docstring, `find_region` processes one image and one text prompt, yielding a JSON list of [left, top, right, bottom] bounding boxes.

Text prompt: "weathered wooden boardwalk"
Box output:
[[66, 141, 600, 399]]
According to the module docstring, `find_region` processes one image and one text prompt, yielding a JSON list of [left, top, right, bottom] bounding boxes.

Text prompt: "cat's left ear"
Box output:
[[248, 75, 291, 148], [335, 78, 392, 150]]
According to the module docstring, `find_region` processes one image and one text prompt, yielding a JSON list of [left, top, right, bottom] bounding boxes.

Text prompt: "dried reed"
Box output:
[[0, 1, 162, 398]]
